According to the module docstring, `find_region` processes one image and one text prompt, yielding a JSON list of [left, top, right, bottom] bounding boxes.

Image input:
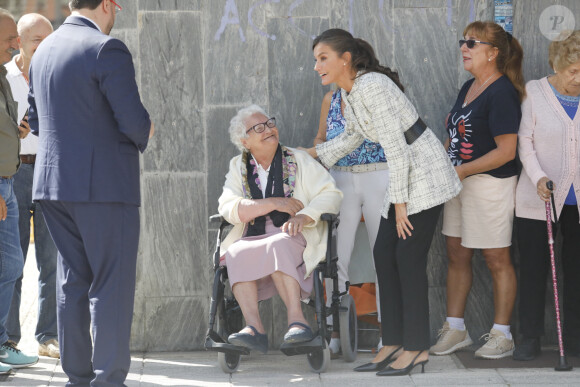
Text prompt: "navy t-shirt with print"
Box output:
[[446, 75, 521, 178]]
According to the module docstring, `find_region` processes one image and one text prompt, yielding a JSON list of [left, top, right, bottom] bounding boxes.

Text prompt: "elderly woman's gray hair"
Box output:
[[229, 104, 269, 152], [549, 30, 580, 72]]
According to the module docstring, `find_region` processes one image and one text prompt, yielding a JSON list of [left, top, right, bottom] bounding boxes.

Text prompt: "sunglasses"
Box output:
[[246, 117, 276, 134], [110, 0, 122, 11], [459, 39, 492, 49]]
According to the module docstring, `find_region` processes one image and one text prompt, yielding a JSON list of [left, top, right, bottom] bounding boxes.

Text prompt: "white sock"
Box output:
[[492, 323, 512, 340], [377, 337, 383, 351], [325, 314, 333, 328], [329, 337, 341, 353], [446, 317, 465, 331]]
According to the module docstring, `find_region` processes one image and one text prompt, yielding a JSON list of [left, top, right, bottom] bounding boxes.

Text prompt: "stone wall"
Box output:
[[5, 0, 579, 351]]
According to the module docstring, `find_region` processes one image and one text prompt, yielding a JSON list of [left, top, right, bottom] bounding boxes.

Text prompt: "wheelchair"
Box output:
[[204, 213, 357, 373]]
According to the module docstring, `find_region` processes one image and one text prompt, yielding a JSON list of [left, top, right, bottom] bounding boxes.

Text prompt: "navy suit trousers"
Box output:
[[40, 200, 139, 387]]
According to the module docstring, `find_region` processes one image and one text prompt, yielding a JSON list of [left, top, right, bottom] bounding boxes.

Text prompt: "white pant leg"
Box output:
[[358, 169, 390, 322], [325, 170, 363, 311]]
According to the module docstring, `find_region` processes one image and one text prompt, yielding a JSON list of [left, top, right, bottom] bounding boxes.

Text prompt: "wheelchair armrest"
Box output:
[[209, 214, 224, 223], [320, 213, 338, 222]]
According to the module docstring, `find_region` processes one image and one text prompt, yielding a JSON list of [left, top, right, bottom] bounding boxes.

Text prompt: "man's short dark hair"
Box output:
[[69, 0, 103, 10]]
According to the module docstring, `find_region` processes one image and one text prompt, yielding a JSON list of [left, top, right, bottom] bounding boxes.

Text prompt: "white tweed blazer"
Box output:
[[316, 71, 461, 218]]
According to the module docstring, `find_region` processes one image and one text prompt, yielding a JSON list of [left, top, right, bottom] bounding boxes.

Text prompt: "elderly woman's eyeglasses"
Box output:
[[459, 39, 492, 49], [246, 117, 276, 134]]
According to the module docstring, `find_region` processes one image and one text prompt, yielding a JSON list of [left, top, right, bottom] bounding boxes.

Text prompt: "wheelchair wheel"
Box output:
[[307, 347, 330, 373], [216, 299, 243, 373], [218, 351, 241, 373], [339, 294, 357, 362]]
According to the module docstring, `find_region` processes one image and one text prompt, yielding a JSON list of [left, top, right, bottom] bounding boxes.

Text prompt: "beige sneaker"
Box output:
[[38, 339, 60, 359], [430, 322, 473, 355], [474, 329, 514, 359]]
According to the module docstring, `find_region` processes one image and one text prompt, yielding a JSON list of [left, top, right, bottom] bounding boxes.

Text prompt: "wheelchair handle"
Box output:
[[321, 213, 338, 222], [209, 214, 225, 223]]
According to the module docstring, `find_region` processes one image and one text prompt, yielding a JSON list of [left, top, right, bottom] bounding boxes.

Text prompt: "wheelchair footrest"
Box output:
[[279, 335, 326, 356], [204, 331, 250, 355]]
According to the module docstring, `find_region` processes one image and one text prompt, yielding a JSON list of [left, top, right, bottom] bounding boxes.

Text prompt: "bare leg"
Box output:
[[446, 236, 474, 318], [270, 271, 308, 328], [482, 247, 516, 325], [232, 281, 265, 335]]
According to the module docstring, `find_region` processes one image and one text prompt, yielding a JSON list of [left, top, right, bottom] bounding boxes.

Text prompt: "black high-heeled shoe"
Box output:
[[353, 345, 403, 372], [376, 350, 428, 376]]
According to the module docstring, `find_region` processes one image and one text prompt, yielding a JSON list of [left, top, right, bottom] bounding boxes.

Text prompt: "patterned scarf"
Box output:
[[241, 144, 297, 236]]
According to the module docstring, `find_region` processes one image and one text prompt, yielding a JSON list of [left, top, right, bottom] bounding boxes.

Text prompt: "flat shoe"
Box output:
[[283, 322, 314, 344], [227, 325, 268, 354]]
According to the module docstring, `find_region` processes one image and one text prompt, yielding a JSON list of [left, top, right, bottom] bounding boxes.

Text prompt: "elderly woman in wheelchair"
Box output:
[[208, 104, 343, 370]]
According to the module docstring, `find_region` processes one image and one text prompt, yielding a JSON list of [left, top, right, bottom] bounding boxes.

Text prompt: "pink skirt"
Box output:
[[224, 218, 313, 301]]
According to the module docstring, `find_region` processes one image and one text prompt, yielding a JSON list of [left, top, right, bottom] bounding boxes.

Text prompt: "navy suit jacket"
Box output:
[[28, 16, 151, 206]]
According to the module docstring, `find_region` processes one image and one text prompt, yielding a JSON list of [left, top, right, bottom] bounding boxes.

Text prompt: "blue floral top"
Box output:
[[326, 90, 386, 166]]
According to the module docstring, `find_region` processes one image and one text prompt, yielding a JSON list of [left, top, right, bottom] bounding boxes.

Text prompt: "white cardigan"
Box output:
[[218, 147, 343, 277], [316, 71, 461, 218], [516, 77, 580, 222]]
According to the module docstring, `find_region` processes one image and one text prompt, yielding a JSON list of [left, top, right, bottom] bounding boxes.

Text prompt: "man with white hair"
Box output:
[[0, 8, 39, 374], [4, 13, 59, 359]]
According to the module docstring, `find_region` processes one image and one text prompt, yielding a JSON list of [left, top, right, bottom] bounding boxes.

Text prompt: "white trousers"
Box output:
[[325, 168, 389, 322]]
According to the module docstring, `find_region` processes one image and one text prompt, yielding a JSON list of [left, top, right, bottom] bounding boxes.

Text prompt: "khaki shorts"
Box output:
[[442, 174, 517, 249]]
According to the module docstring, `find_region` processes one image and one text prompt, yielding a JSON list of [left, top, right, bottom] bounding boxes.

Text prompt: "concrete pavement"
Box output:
[[1, 245, 579, 386]]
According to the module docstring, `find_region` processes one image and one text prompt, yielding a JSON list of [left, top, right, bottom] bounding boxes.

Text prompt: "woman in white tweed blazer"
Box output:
[[303, 28, 461, 376]]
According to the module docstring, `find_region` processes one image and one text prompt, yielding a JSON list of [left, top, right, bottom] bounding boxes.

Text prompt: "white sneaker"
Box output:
[[474, 329, 514, 359], [39, 339, 60, 359], [430, 322, 473, 355]]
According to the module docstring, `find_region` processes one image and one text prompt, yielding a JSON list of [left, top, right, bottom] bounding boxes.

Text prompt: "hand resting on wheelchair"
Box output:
[[217, 105, 342, 353]]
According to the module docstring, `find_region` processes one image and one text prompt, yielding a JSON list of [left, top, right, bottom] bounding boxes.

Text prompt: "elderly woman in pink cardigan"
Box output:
[[514, 30, 580, 361]]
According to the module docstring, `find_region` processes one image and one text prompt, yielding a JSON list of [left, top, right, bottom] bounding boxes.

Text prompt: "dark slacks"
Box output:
[[374, 204, 442, 350], [40, 200, 140, 387], [517, 205, 580, 348]]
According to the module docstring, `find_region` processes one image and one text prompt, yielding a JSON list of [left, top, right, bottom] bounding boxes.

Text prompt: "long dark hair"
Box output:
[[464, 21, 525, 101], [313, 28, 404, 92]]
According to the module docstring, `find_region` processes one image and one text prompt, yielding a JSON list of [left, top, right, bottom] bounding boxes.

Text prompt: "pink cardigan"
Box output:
[[515, 77, 580, 222]]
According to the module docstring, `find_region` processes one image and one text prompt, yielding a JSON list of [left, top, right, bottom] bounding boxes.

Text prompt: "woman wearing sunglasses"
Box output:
[[302, 28, 461, 376], [430, 21, 525, 359]]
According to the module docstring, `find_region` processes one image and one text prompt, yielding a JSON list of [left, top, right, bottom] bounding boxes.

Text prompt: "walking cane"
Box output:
[[545, 180, 572, 371]]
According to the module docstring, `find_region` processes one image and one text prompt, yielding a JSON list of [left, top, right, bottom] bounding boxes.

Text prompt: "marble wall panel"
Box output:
[[140, 173, 208, 296], [279, 0, 330, 18], [267, 17, 330, 148], [514, 0, 580, 82], [139, 11, 204, 172], [395, 0, 447, 8], [114, 0, 137, 29], [203, 0, 268, 106], [140, 0, 202, 11], [393, 7, 458, 139], [142, 296, 209, 350], [206, 106, 241, 222], [130, 295, 146, 350]]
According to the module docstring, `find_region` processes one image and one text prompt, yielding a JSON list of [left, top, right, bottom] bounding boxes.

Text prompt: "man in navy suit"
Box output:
[[28, 0, 154, 385]]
